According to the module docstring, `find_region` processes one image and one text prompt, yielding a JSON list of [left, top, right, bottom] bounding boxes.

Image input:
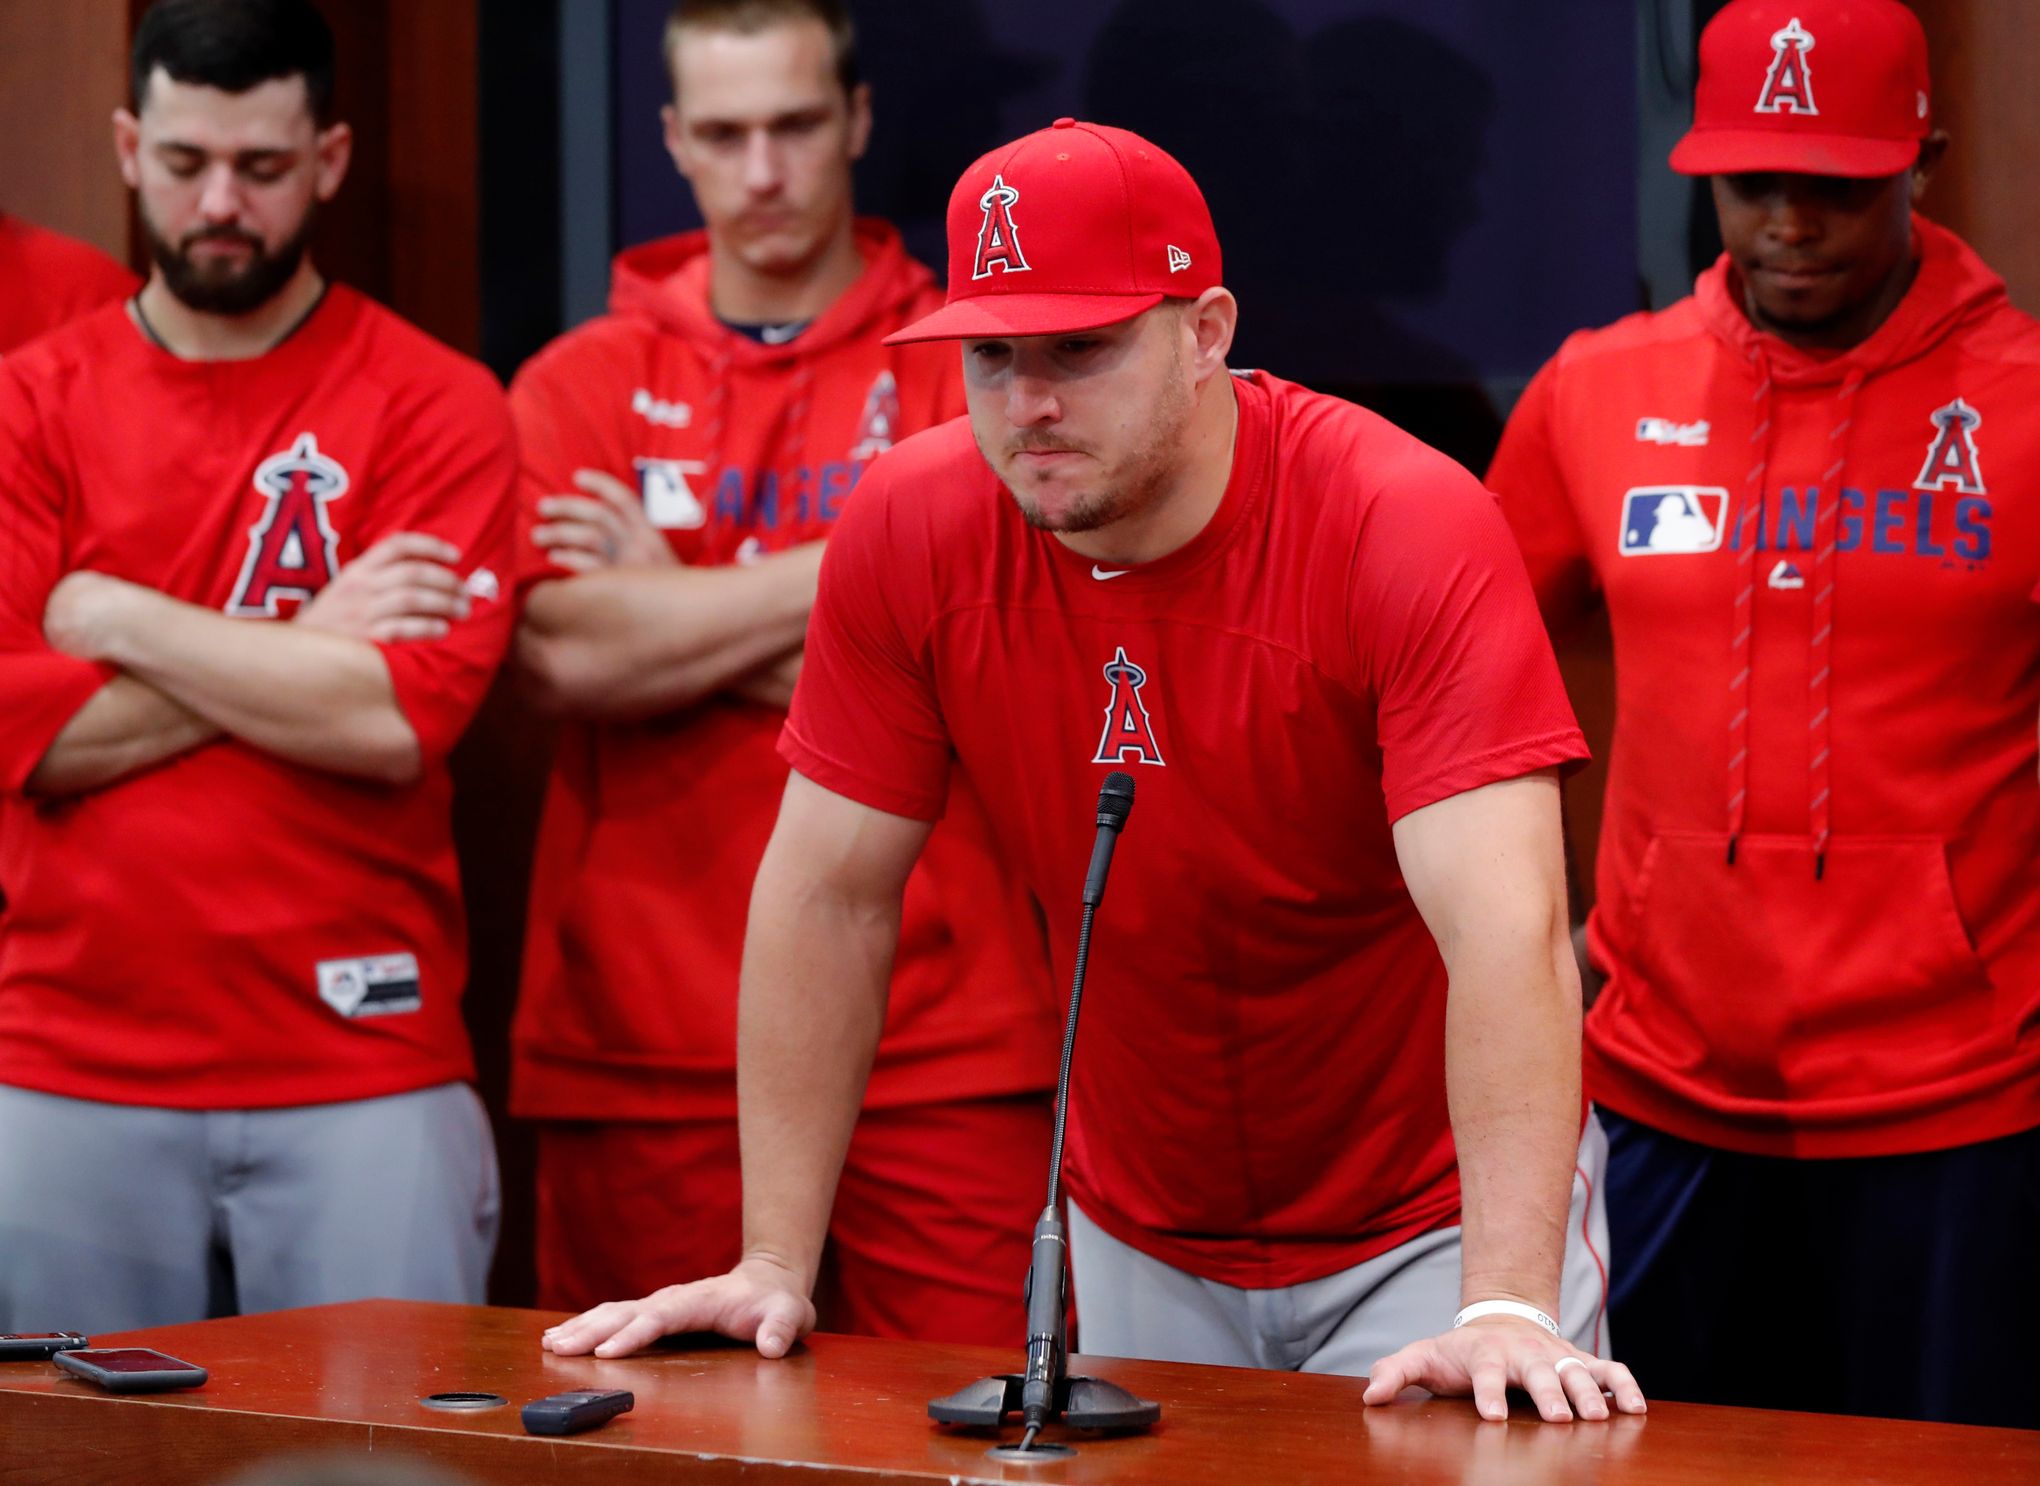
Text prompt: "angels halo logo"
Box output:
[[226, 432, 349, 616], [971, 174, 1031, 280]]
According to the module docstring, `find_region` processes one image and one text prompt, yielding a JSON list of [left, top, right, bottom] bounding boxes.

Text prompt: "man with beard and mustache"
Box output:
[[0, 0, 516, 1332], [1489, 0, 2040, 1426], [544, 120, 1648, 1429]]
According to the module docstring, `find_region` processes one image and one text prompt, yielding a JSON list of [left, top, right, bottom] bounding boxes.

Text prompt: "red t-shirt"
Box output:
[[0, 287, 518, 1108], [509, 222, 1058, 1121], [1490, 217, 2040, 1158], [0, 214, 137, 356], [785, 370, 1587, 1286]]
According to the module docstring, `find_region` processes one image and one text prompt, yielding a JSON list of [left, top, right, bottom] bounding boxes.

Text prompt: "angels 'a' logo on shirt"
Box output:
[[1618, 486, 1729, 555], [850, 369, 901, 462], [226, 432, 349, 616], [1913, 397, 1986, 495], [1092, 646, 1166, 767], [972, 174, 1031, 280], [1755, 17, 1818, 115]]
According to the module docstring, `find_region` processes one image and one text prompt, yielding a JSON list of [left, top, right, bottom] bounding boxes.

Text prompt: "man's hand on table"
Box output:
[[1362, 1315, 1646, 1422], [541, 1256, 816, 1360]]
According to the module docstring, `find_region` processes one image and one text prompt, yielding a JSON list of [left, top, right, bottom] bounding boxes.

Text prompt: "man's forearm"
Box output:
[[100, 590, 420, 784], [735, 835, 898, 1289], [26, 674, 221, 797], [1444, 905, 1582, 1312], [520, 543, 823, 719]]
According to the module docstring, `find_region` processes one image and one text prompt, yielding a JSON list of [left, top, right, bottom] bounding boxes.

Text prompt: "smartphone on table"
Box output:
[[53, 1348, 207, 1392]]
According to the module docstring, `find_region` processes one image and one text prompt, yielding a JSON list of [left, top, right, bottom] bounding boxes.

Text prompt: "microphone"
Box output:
[[929, 770, 1161, 1460], [1082, 771, 1135, 907]]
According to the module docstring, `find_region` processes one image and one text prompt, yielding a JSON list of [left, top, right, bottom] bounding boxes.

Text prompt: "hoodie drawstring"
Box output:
[[1725, 345, 1774, 867], [1724, 348, 1864, 881], [1807, 370, 1865, 881]]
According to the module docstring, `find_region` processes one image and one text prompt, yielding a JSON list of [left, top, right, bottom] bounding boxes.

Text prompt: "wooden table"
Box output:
[[0, 1300, 2033, 1484]]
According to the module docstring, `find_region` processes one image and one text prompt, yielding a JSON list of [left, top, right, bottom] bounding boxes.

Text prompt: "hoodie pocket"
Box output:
[[1615, 831, 1996, 1103]]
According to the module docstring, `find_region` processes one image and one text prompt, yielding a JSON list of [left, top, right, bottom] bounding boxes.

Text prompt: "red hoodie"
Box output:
[[1492, 217, 2040, 1159], [0, 214, 137, 356], [509, 221, 1057, 1121]]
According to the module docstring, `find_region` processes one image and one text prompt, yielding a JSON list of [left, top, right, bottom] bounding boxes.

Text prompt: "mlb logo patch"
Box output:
[[317, 953, 422, 1019], [1619, 486, 1729, 555], [635, 457, 708, 530]]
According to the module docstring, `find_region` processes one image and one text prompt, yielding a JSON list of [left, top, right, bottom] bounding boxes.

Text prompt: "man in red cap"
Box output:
[[1490, 0, 2040, 1425], [545, 117, 1647, 1426]]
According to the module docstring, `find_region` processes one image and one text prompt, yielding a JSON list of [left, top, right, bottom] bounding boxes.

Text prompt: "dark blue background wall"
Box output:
[[606, 0, 1638, 398]]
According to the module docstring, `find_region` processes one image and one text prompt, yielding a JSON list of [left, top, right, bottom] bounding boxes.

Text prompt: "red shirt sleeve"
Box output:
[[1487, 349, 1599, 632], [778, 452, 952, 821], [356, 361, 521, 764], [1348, 453, 1588, 824], [506, 342, 622, 593], [0, 366, 118, 793]]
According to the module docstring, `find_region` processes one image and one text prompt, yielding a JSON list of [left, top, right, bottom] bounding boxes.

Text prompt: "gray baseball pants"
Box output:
[[1068, 1109, 1611, 1371], [0, 1080, 498, 1334]]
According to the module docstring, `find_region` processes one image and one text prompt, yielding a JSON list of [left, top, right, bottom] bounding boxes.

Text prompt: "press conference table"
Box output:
[[0, 1301, 2034, 1484]]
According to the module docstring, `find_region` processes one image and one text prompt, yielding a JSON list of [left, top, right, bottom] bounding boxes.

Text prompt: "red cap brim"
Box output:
[[882, 291, 1166, 345], [1669, 128, 1921, 179]]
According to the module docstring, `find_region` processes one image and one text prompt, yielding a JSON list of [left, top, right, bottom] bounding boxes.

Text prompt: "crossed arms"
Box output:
[[26, 533, 473, 796]]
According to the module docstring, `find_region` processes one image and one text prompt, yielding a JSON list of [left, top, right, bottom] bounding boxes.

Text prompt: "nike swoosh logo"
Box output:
[[1091, 565, 1131, 580]]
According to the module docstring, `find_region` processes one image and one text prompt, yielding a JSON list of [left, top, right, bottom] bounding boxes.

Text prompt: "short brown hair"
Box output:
[[663, 0, 859, 97]]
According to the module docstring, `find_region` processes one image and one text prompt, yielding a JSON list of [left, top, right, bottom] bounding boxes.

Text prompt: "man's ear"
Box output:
[[1186, 287, 1238, 381], [844, 82, 873, 162], [661, 103, 693, 183], [114, 108, 142, 190], [313, 121, 353, 202], [1911, 129, 1950, 205]]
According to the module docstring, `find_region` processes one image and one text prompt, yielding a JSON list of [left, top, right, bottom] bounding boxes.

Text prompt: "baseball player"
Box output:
[[545, 119, 1646, 1426], [507, 0, 1058, 1342], [1489, 0, 2040, 1426], [0, 0, 515, 1331], [0, 211, 137, 356]]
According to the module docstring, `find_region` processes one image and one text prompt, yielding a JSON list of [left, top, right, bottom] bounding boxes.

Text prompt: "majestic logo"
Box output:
[[850, 370, 901, 462], [1755, 17, 1818, 115], [1092, 646, 1165, 766], [1618, 486, 1729, 555], [227, 432, 348, 616], [631, 388, 692, 427], [1167, 245, 1193, 274], [971, 174, 1031, 280], [635, 457, 709, 529], [1635, 416, 1710, 447], [1768, 558, 1805, 590], [1912, 398, 1985, 495]]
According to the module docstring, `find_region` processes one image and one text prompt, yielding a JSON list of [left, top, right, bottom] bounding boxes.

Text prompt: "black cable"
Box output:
[[1044, 900, 1095, 1212]]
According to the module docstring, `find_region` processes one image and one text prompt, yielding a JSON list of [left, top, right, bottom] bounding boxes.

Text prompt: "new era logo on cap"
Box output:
[[885, 118, 1223, 345]]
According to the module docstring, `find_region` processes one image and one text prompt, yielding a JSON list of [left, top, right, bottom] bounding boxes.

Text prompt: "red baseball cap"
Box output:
[[1669, 0, 1931, 179], [883, 118, 1222, 345]]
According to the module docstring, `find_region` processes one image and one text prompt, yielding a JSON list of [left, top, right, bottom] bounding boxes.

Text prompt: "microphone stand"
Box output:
[[928, 772, 1161, 1461]]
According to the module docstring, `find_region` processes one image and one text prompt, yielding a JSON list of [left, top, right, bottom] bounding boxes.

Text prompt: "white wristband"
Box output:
[[1453, 1300, 1560, 1336]]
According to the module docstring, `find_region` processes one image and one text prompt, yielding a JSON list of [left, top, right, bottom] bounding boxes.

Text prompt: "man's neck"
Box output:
[[1055, 373, 1242, 567], [707, 216, 863, 326], [132, 261, 326, 361]]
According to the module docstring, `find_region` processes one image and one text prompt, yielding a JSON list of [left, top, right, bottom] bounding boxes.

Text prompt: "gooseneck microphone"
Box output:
[[928, 771, 1161, 1461]]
